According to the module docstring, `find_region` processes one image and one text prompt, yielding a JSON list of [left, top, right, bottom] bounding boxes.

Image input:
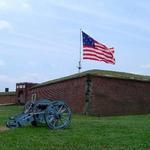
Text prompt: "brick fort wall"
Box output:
[[0, 92, 16, 105], [92, 76, 150, 116], [30, 77, 87, 113], [1, 71, 150, 116]]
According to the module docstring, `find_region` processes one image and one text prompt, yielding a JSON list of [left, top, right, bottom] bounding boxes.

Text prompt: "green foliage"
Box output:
[[0, 106, 150, 150]]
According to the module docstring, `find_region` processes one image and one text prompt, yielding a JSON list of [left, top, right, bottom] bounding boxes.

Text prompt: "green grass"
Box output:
[[0, 106, 150, 150]]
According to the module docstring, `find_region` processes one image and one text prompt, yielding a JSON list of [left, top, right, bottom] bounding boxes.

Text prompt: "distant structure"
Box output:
[[1, 69, 150, 116], [16, 82, 37, 104]]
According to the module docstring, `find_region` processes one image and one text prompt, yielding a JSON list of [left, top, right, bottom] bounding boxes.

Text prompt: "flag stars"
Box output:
[[82, 32, 94, 47]]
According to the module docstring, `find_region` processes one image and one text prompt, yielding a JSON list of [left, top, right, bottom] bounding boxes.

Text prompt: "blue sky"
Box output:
[[0, 0, 150, 91]]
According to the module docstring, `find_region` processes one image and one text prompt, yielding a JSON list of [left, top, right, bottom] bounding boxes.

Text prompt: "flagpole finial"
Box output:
[[78, 61, 81, 73]]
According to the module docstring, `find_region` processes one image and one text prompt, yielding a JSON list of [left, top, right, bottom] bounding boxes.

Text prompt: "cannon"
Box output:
[[6, 99, 72, 129]]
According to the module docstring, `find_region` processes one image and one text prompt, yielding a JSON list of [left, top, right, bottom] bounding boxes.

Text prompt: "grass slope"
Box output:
[[0, 106, 150, 150]]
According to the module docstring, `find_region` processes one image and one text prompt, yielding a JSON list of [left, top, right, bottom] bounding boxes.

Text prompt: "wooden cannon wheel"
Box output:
[[44, 102, 71, 129]]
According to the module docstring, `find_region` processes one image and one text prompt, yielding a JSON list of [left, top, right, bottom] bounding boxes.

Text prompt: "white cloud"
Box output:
[[0, 1, 8, 9], [0, 74, 15, 91], [0, 20, 12, 30], [140, 64, 150, 69], [0, 60, 5, 66], [0, 73, 50, 91], [0, 74, 16, 83], [49, 1, 150, 33], [22, 2, 31, 10], [0, 73, 48, 85], [0, 32, 74, 55], [17, 73, 45, 83], [28, 61, 37, 66], [0, 0, 31, 11]]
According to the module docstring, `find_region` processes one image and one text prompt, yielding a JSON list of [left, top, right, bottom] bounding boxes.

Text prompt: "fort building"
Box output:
[[1, 69, 150, 116]]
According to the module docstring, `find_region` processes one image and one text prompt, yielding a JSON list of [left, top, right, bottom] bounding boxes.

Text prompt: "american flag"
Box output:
[[82, 31, 115, 64]]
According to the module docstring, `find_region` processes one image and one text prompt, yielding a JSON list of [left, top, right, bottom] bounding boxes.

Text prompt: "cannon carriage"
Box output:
[[6, 99, 72, 129]]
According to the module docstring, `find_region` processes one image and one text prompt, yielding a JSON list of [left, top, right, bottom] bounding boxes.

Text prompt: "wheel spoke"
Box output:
[[60, 108, 66, 113], [45, 103, 71, 129], [58, 105, 64, 112], [52, 119, 57, 127]]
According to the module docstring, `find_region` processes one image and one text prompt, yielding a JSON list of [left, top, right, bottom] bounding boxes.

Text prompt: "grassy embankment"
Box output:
[[0, 105, 150, 150]]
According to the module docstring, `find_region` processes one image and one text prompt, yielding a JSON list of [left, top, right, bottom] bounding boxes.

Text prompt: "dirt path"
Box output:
[[0, 126, 9, 132]]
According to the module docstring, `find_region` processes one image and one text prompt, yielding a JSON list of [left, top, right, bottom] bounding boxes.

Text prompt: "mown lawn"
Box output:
[[0, 106, 150, 150]]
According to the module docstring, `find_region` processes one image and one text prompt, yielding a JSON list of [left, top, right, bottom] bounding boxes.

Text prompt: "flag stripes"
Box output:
[[83, 53, 115, 64], [82, 31, 115, 64], [83, 47, 114, 58], [83, 57, 114, 64]]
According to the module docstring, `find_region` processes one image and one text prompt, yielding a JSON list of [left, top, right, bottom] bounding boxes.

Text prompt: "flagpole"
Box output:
[[78, 28, 82, 73]]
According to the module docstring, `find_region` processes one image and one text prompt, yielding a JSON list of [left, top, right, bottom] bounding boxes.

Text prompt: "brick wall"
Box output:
[[16, 83, 38, 104], [92, 76, 150, 116], [1, 72, 150, 116], [30, 77, 87, 113], [0, 92, 16, 105]]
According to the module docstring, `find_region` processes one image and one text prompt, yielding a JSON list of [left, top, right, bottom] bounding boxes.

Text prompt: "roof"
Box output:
[[16, 82, 38, 84], [31, 69, 150, 89], [0, 91, 16, 96]]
